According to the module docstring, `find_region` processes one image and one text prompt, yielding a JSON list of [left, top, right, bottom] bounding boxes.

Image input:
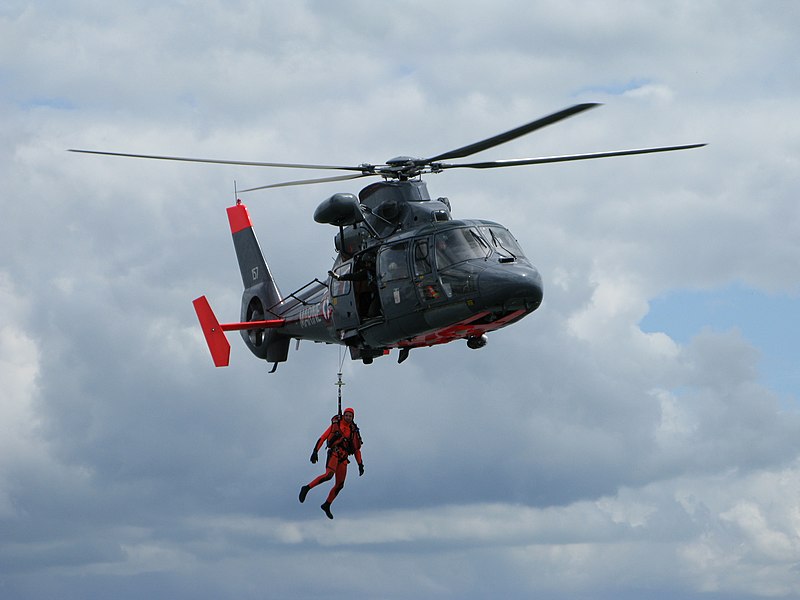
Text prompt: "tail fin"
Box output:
[[227, 201, 291, 365], [193, 295, 231, 367], [227, 202, 282, 309]]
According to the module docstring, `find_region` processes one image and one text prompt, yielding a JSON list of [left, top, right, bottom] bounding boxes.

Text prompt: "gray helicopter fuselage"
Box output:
[[240, 180, 543, 365]]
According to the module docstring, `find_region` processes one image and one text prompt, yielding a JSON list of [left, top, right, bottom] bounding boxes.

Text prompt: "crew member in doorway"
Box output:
[[329, 253, 380, 318], [299, 407, 364, 519]]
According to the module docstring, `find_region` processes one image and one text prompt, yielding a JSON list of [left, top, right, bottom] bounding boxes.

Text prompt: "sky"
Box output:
[[2, 1, 800, 598]]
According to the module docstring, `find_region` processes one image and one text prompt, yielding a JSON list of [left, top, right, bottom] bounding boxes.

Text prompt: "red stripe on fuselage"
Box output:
[[395, 309, 527, 349], [227, 203, 253, 234]]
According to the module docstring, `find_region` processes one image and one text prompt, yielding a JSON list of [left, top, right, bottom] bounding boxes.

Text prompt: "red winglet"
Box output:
[[193, 296, 231, 367]]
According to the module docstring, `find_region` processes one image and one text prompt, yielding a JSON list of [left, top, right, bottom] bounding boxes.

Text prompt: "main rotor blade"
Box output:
[[67, 149, 366, 171], [239, 172, 376, 193], [425, 103, 601, 163], [438, 143, 707, 170]]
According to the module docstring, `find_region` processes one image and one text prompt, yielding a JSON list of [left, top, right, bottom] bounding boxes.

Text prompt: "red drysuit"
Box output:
[[302, 408, 363, 512]]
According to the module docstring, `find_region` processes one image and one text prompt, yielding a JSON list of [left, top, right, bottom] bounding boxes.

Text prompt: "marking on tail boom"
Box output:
[[298, 292, 333, 328]]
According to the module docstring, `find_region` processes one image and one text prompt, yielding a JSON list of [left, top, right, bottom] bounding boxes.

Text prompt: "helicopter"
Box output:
[[70, 103, 705, 370]]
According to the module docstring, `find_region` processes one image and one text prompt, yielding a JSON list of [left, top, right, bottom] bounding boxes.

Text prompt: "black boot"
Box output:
[[321, 502, 333, 519], [299, 485, 310, 503]]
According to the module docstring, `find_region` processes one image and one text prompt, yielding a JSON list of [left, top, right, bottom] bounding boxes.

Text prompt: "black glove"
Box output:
[[358, 463, 365, 476], [310, 450, 319, 464]]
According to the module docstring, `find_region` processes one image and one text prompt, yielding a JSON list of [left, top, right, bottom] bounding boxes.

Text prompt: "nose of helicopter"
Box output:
[[477, 263, 543, 312]]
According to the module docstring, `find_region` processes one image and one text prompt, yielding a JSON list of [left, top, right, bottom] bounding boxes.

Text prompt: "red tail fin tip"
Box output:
[[227, 203, 253, 234]]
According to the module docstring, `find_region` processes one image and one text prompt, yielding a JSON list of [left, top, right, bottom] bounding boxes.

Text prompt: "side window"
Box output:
[[379, 243, 409, 282], [413, 240, 432, 276], [331, 262, 351, 296]]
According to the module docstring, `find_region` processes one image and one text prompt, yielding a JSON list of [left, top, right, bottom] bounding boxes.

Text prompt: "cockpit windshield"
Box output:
[[434, 227, 491, 269], [479, 226, 526, 259]]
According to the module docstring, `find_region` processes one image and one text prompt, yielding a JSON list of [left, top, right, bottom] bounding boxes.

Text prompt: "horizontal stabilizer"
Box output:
[[220, 318, 286, 332], [193, 296, 231, 367]]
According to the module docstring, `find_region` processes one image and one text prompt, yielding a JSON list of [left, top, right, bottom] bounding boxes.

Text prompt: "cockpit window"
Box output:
[[434, 228, 491, 269], [479, 226, 526, 259]]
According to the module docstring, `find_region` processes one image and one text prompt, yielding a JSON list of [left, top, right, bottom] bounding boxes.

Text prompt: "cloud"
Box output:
[[0, 273, 44, 517]]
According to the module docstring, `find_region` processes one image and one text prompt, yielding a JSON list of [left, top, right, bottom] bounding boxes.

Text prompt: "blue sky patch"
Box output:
[[642, 284, 800, 400], [574, 78, 652, 97]]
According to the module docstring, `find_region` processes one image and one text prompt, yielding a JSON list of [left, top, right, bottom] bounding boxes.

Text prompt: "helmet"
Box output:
[[343, 407, 355, 417]]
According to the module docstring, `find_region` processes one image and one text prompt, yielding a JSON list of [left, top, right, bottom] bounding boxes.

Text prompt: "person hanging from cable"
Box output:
[[299, 407, 364, 519]]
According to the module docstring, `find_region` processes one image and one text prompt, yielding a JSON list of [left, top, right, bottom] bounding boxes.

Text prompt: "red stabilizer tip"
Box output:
[[193, 296, 231, 367], [227, 203, 252, 234]]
